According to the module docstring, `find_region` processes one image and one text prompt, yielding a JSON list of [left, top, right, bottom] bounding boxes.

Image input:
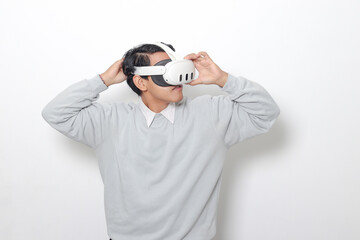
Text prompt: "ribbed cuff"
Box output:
[[86, 74, 109, 93], [221, 73, 247, 95]]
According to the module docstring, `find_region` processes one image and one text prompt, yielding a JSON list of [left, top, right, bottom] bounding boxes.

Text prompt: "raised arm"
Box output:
[[41, 58, 128, 148], [185, 51, 280, 149], [210, 74, 280, 148]]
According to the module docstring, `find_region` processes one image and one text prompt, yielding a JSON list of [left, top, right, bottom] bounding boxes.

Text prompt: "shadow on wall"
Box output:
[[213, 118, 288, 240], [56, 134, 98, 164]]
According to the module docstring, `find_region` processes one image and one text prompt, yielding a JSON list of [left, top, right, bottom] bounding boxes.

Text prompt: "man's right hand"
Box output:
[[100, 58, 127, 87]]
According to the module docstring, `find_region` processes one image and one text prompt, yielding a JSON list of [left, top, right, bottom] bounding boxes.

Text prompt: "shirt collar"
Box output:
[[138, 97, 175, 127]]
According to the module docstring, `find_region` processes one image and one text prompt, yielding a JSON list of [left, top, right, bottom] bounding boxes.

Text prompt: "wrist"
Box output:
[[216, 71, 228, 88], [99, 73, 112, 87]]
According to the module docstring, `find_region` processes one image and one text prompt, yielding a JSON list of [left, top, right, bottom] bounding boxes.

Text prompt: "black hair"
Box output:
[[122, 42, 175, 96]]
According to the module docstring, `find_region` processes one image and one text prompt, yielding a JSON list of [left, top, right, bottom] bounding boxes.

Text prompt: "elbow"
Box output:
[[247, 100, 280, 135], [258, 104, 280, 132], [41, 106, 50, 122], [265, 104, 280, 131], [267, 99, 280, 121], [273, 104, 280, 120], [41, 104, 55, 124]]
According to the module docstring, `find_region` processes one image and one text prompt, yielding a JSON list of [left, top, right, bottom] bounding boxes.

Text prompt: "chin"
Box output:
[[171, 94, 183, 103]]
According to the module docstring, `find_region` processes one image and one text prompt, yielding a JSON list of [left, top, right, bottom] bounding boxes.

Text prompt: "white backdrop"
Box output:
[[1, 0, 359, 239]]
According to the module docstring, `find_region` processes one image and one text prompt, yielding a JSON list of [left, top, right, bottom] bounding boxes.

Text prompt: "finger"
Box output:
[[118, 58, 126, 68], [184, 53, 198, 60], [198, 51, 210, 59], [112, 59, 124, 68], [118, 57, 125, 62], [187, 78, 202, 86]]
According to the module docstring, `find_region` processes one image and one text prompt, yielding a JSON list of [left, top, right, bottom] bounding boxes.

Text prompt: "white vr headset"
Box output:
[[134, 42, 196, 86]]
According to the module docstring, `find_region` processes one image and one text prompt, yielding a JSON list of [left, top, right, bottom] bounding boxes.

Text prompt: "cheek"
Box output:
[[153, 87, 173, 98], [165, 86, 174, 93]]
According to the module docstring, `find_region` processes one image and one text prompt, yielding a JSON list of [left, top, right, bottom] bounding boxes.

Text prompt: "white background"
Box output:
[[1, 0, 359, 239]]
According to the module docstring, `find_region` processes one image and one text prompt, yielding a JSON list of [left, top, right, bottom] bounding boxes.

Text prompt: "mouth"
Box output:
[[172, 85, 183, 90]]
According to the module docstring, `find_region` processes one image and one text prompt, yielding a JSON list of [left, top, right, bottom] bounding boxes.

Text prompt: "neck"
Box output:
[[141, 94, 169, 113]]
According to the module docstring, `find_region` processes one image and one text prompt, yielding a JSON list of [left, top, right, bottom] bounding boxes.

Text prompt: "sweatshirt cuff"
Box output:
[[221, 73, 246, 95], [86, 74, 109, 93]]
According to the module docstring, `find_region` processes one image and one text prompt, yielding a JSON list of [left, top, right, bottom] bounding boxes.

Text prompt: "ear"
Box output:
[[133, 75, 149, 92]]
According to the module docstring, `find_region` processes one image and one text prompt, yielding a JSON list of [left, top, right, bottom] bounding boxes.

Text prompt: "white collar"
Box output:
[[138, 97, 175, 127]]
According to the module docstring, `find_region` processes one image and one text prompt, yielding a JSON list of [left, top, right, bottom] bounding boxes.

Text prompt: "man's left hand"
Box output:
[[184, 51, 228, 87]]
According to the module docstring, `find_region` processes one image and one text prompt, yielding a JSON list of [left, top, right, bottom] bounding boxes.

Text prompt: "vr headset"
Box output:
[[134, 42, 196, 87]]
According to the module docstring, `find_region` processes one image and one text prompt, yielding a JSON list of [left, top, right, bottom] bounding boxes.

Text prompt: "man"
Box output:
[[42, 42, 280, 240]]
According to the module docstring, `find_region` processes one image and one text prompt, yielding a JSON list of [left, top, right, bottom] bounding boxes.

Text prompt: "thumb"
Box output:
[[187, 78, 202, 86]]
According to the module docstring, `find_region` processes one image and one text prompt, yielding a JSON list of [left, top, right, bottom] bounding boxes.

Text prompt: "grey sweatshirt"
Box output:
[[41, 73, 280, 240]]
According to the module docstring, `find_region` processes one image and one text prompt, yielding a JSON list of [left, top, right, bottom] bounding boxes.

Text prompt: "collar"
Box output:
[[138, 97, 175, 127]]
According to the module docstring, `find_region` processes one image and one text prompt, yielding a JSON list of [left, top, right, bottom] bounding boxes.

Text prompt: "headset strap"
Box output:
[[134, 41, 182, 75], [151, 42, 183, 60], [134, 66, 166, 76]]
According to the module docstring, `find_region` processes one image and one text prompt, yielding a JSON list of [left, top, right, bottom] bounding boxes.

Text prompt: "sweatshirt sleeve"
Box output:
[[210, 73, 280, 149], [41, 74, 114, 149]]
